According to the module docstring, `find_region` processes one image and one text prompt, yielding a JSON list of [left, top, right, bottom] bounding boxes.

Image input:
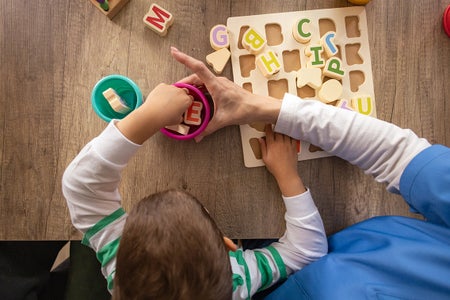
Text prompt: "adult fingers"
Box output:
[[194, 120, 223, 142], [171, 47, 216, 84]]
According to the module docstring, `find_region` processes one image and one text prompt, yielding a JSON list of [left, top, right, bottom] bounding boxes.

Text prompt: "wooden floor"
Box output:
[[1, 0, 449, 240]]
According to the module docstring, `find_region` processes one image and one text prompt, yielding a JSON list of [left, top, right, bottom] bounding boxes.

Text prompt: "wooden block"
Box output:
[[305, 45, 325, 68], [206, 48, 231, 74], [318, 79, 343, 103], [89, 0, 130, 19], [296, 67, 322, 89], [210, 24, 230, 50], [335, 99, 354, 111], [320, 31, 339, 57], [256, 50, 281, 77], [184, 100, 203, 125], [323, 57, 345, 80], [165, 124, 190, 135], [292, 18, 312, 43], [143, 3, 174, 36], [351, 95, 374, 115], [242, 27, 266, 54], [102, 88, 131, 114]]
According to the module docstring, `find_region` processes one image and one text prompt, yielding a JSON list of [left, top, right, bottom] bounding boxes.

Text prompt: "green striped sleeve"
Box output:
[[96, 237, 121, 268], [267, 246, 287, 280], [232, 273, 244, 292], [254, 251, 273, 292], [82, 207, 125, 247], [107, 270, 115, 291], [230, 250, 251, 299]]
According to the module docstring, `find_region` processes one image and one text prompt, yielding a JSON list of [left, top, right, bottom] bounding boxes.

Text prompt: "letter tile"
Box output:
[[143, 3, 174, 36], [242, 27, 266, 54], [184, 100, 203, 125], [210, 24, 230, 50]]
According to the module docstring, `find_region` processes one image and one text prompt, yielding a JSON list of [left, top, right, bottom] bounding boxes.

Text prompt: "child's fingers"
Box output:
[[177, 74, 204, 86], [264, 124, 275, 143], [259, 137, 267, 159]]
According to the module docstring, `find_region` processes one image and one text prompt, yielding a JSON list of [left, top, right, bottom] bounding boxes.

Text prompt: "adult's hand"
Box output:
[[171, 47, 281, 142]]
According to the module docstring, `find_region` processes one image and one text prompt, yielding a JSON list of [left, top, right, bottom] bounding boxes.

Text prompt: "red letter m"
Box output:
[[145, 4, 172, 31]]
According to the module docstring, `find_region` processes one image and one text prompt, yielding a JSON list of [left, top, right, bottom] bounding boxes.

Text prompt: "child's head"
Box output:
[[114, 189, 232, 300]]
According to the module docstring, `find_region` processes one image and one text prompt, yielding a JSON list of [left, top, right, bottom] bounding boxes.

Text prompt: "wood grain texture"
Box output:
[[0, 0, 449, 239]]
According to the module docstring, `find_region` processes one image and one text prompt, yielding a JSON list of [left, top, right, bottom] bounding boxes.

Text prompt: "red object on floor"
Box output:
[[444, 5, 450, 38]]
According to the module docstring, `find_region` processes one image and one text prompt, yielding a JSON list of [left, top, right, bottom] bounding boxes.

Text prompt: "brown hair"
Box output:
[[113, 189, 232, 300]]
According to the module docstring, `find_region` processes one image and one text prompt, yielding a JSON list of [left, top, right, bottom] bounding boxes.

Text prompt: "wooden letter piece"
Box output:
[[206, 48, 231, 74], [351, 95, 374, 115], [320, 31, 339, 57], [335, 99, 355, 111], [242, 27, 266, 54], [143, 3, 174, 36], [184, 100, 203, 125], [210, 24, 229, 50], [318, 79, 343, 103], [296, 67, 322, 89], [165, 124, 190, 135], [256, 50, 281, 77], [305, 45, 325, 68], [102, 88, 131, 114], [292, 18, 312, 44], [323, 57, 345, 80]]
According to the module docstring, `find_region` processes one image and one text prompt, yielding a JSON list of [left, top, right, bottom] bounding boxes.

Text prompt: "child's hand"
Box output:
[[142, 83, 193, 128], [260, 125, 306, 197], [117, 83, 192, 145], [171, 47, 281, 142]]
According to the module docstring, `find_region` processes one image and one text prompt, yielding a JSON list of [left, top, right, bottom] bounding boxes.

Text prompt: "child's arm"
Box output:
[[260, 124, 327, 272], [230, 126, 327, 299], [116, 83, 193, 144], [62, 83, 192, 237], [259, 124, 305, 197], [62, 83, 192, 290]]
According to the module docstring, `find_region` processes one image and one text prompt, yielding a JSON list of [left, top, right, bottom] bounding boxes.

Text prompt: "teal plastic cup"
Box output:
[[91, 75, 143, 122]]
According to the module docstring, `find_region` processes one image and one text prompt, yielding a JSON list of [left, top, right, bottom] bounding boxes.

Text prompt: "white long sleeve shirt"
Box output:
[[275, 94, 430, 193], [62, 96, 329, 299]]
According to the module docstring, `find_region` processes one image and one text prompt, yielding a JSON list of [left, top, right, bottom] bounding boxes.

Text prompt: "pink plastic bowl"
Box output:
[[160, 83, 211, 140]]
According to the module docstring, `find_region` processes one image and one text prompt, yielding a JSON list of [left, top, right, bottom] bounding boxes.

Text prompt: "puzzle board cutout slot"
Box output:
[[228, 6, 376, 167], [250, 122, 266, 132], [345, 43, 363, 65], [243, 82, 253, 92], [349, 70, 365, 92], [319, 18, 336, 37], [239, 55, 256, 77], [297, 85, 316, 98], [238, 26, 250, 49], [265, 23, 284, 46], [345, 16, 361, 38], [282, 50, 301, 72], [268, 79, 288, 99]]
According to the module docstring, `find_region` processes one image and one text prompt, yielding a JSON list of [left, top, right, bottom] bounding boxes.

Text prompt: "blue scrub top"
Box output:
[[267, 145, 450, 300]]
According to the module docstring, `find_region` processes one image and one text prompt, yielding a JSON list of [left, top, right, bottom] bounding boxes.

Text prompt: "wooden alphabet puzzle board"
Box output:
[[227, 7, 376, 167]]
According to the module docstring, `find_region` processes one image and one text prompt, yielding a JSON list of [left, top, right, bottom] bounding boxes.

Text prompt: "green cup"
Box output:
[[91, 75, 143, 122]]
